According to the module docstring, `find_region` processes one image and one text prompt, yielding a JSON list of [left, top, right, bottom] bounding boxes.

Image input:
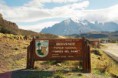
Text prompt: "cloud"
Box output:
[[19, 21, 59, 32], [0, 0, 89, 23], [79, 4, 118, 23], [26, 0, 81, 4], [69, 0, 89, 9]]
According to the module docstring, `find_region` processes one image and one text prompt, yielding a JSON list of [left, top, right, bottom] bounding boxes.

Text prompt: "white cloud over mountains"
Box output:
[[0, 0, 89, 22], [82, 5, 118, 23], [19, 21, 59, 32], [0, 0, 118, 31]]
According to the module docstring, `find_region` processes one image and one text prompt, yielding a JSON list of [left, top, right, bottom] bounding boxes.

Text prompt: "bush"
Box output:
[[91, 50, 102, 56], [0, 25, 17, 34], [14, 47, 19, 50]]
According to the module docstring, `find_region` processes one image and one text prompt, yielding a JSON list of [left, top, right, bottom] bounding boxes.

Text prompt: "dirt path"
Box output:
[[101, 43, 118, 62]]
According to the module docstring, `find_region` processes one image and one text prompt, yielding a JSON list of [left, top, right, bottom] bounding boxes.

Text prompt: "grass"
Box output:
[[91, 48, 118, 77], [53, 70, 65, 78], [0, 33, 118, 78]]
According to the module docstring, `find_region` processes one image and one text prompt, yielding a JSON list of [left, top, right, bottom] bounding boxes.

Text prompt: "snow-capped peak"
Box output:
[[71, 17, 80, 23], [64, 18, 72, 24]]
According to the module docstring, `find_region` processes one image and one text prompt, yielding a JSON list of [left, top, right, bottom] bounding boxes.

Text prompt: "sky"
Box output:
[[0, 0, 118, 32]]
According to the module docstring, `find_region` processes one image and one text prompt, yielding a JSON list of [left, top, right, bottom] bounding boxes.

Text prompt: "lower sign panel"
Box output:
[[34, 39, 84, 60]]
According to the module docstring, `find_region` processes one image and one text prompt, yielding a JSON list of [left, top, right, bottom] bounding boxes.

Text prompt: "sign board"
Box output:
[[26, 38, 91, 73], [34, 39, 83, 60]]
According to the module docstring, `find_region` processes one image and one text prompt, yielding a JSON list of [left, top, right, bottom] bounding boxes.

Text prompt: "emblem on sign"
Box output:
[[35, 40, 49, 57]]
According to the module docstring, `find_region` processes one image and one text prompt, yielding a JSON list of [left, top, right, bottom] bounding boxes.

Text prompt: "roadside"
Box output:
[[101, 43, 118, 62]]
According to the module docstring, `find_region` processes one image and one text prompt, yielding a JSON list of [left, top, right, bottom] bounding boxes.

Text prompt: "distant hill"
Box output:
[[68, 31, 118, 39], [0, 13, 58, 38], [0, 13, 40, 36], [41, 18, 118, 35]]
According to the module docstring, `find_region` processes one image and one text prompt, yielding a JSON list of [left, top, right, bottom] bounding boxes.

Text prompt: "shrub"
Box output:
[[91, 50, 102, 56]]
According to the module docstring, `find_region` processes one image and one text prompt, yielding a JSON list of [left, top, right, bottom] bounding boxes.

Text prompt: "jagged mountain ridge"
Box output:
[[41, 18, 118, 35]]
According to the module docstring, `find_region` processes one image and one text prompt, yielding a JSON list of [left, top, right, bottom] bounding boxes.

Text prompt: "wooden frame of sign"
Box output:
[[26, 37, 91, 73]]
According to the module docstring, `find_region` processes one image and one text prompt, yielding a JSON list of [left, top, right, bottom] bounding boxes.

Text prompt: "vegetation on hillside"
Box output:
[[0, 13, 59, 39]]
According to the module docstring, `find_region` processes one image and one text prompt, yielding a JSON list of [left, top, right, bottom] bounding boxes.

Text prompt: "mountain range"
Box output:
[[41, 18, 118, 35]]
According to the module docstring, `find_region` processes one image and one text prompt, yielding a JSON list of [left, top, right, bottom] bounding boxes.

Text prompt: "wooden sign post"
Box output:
[[26, 38, 91, 73]]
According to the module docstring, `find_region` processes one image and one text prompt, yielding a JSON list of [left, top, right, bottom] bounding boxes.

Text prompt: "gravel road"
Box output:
[[101, 43, 118, 62]]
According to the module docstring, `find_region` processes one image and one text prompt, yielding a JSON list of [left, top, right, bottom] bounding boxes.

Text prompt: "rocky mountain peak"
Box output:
[[41, 18, 118, 35]]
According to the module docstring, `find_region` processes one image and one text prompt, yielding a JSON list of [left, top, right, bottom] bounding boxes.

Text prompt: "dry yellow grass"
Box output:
[[0, 33, 118, 78]]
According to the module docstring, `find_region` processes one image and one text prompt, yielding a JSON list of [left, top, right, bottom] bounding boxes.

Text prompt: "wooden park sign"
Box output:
[[26, 38, 91, 73]]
